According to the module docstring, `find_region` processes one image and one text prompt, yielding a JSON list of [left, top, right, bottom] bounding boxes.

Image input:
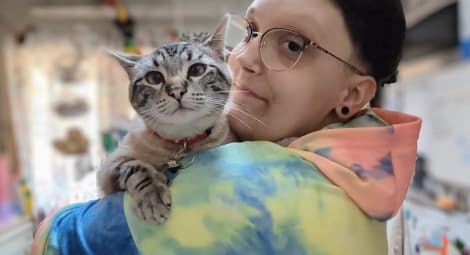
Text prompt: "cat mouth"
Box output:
[[170, 105, 193, 114]]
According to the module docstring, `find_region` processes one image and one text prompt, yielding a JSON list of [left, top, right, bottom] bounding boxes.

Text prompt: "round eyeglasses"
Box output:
[[224, 14, 367, 74]]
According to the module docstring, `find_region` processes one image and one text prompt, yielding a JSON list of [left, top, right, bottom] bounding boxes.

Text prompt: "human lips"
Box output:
[[233, 81, 267, 102]]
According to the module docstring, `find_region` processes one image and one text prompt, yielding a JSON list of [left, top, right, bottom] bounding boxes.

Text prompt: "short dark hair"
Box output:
[[333, 0, 406, 86]]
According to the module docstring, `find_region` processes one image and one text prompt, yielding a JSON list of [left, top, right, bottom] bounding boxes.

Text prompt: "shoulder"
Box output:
[[124, 142, 387, 255], [43, 193, 140, 255]]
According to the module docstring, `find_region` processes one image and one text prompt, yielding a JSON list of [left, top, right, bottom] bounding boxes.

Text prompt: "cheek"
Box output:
[[265, 73, 336, 131], [269, 71, 317, 108], [131, 86, 158, 109]]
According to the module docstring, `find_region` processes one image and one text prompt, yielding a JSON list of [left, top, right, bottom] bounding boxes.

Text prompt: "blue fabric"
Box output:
[[36, 142, 387, 255], [46, 193, 140, 255], [461, 38, 470, 59]]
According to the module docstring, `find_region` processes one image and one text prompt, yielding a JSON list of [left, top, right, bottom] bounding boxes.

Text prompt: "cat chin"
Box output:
[[150, 122, 213, 140], [145, 114, 222, 140]]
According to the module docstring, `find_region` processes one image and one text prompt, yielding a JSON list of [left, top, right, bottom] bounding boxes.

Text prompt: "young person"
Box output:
[[31, 0, 421, 254]]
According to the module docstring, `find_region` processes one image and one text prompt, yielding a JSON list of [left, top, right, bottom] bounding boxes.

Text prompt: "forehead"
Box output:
[[246, 0, 352, 52]]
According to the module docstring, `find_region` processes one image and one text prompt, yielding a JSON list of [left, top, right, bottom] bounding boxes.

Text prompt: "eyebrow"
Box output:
[[246, 7, 256, 17], [245, 7, 260, 31]]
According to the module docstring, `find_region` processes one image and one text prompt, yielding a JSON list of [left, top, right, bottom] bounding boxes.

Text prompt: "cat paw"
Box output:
[[132, 181, 172, 224], [120, 160, 172, 223]]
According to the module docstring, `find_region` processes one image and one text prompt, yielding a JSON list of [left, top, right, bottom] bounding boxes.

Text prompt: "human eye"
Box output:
[[281, 32, 304, 50], [276, 33, 305, 58], [242, 24, 251, 42], [282, 40, 303, 53], [243, 21, 257, 41]]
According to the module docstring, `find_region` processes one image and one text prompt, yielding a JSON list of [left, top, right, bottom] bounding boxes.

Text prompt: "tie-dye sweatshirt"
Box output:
[[288, 107, 422, 220], [30, 107, 421, 255]]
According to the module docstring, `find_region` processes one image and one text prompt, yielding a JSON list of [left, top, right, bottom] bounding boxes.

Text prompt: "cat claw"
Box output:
[[133, 182, 172, 224]]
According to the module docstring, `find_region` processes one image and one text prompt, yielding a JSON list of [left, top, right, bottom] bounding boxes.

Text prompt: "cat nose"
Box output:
[[167, 88, 187, 101]]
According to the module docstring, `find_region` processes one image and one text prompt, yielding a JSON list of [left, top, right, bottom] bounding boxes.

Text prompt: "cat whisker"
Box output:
[[141, 103, 166, 114], [227, 111, 252, 130], [207, 103, 230, 111], [211, 91, 230, 95], [205, 98, 226, 104], [212, 90, 251, 94], [207, 106, 227, 117], [206, 103, 226, 109], [210, 104, 253, 130], [207, 97, 265, 126], [227, 89, 250, 93], [140, 112, 157, 125], [211, 102, 225, 108], [139, 108, 155, 114], [205, 95, 232, 101], [140, 105, 165, 129], [210, 107, 253, 129], [139, 111, 152, 119], [205, 98, 255, 121], [226, 101, 250, 112], [205, 98, 228, 105], [207, 38, 224, 42], [229, 105, 267, 127], [212, 89, 240, 93]]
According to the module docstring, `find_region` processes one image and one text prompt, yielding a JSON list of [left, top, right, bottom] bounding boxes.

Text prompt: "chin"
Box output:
[[146, 108, 222, 139], [228, 113, 294, 142]]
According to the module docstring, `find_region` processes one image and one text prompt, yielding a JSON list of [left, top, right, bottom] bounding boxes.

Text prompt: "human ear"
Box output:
[[335, 75, 377, 120]]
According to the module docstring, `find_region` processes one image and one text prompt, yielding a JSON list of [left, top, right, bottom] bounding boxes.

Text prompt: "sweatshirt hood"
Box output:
[[288, 108, 422, 220]]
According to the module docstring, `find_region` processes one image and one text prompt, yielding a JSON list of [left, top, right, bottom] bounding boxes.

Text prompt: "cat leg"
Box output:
[[118, 160, 172, 223], [97, 156, 131, 195]]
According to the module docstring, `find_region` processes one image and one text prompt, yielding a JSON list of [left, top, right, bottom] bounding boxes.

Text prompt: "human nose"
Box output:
[[234, 35, 263, 74]]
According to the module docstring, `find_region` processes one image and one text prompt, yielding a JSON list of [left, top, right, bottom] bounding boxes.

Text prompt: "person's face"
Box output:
[[228, 0, 365, 141]]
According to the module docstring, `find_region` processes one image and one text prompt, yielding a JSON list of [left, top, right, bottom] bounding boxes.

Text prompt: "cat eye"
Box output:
[[145, 71, 164, 85], [187, 63, 207, 77]]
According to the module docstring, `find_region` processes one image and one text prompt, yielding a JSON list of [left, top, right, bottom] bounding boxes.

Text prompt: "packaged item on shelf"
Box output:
[[16, 179, 33, 217]]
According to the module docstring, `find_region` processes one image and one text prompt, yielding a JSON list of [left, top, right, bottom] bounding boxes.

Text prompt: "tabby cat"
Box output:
[[98, 20, 236, 223]]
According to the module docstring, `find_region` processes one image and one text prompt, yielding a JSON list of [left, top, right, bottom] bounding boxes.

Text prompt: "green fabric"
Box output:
[[124, 141, 387, 255]]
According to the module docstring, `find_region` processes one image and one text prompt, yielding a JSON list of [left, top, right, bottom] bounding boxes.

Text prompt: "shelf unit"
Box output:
[[0, 217, 33, 255]]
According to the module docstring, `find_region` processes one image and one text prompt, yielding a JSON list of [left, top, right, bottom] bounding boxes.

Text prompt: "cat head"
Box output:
[[109, 18, 231, 140]]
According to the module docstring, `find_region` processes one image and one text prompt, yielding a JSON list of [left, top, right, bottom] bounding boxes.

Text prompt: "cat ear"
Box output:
[[205, 15, 228, 59], [107, 50, 141, 78]]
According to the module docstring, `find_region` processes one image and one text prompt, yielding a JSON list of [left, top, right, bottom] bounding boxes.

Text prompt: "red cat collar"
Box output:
[[149, 128, 212, 148]]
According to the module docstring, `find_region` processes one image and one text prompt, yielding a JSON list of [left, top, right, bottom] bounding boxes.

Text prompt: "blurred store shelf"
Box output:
[[0, 217, 33, 255]]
